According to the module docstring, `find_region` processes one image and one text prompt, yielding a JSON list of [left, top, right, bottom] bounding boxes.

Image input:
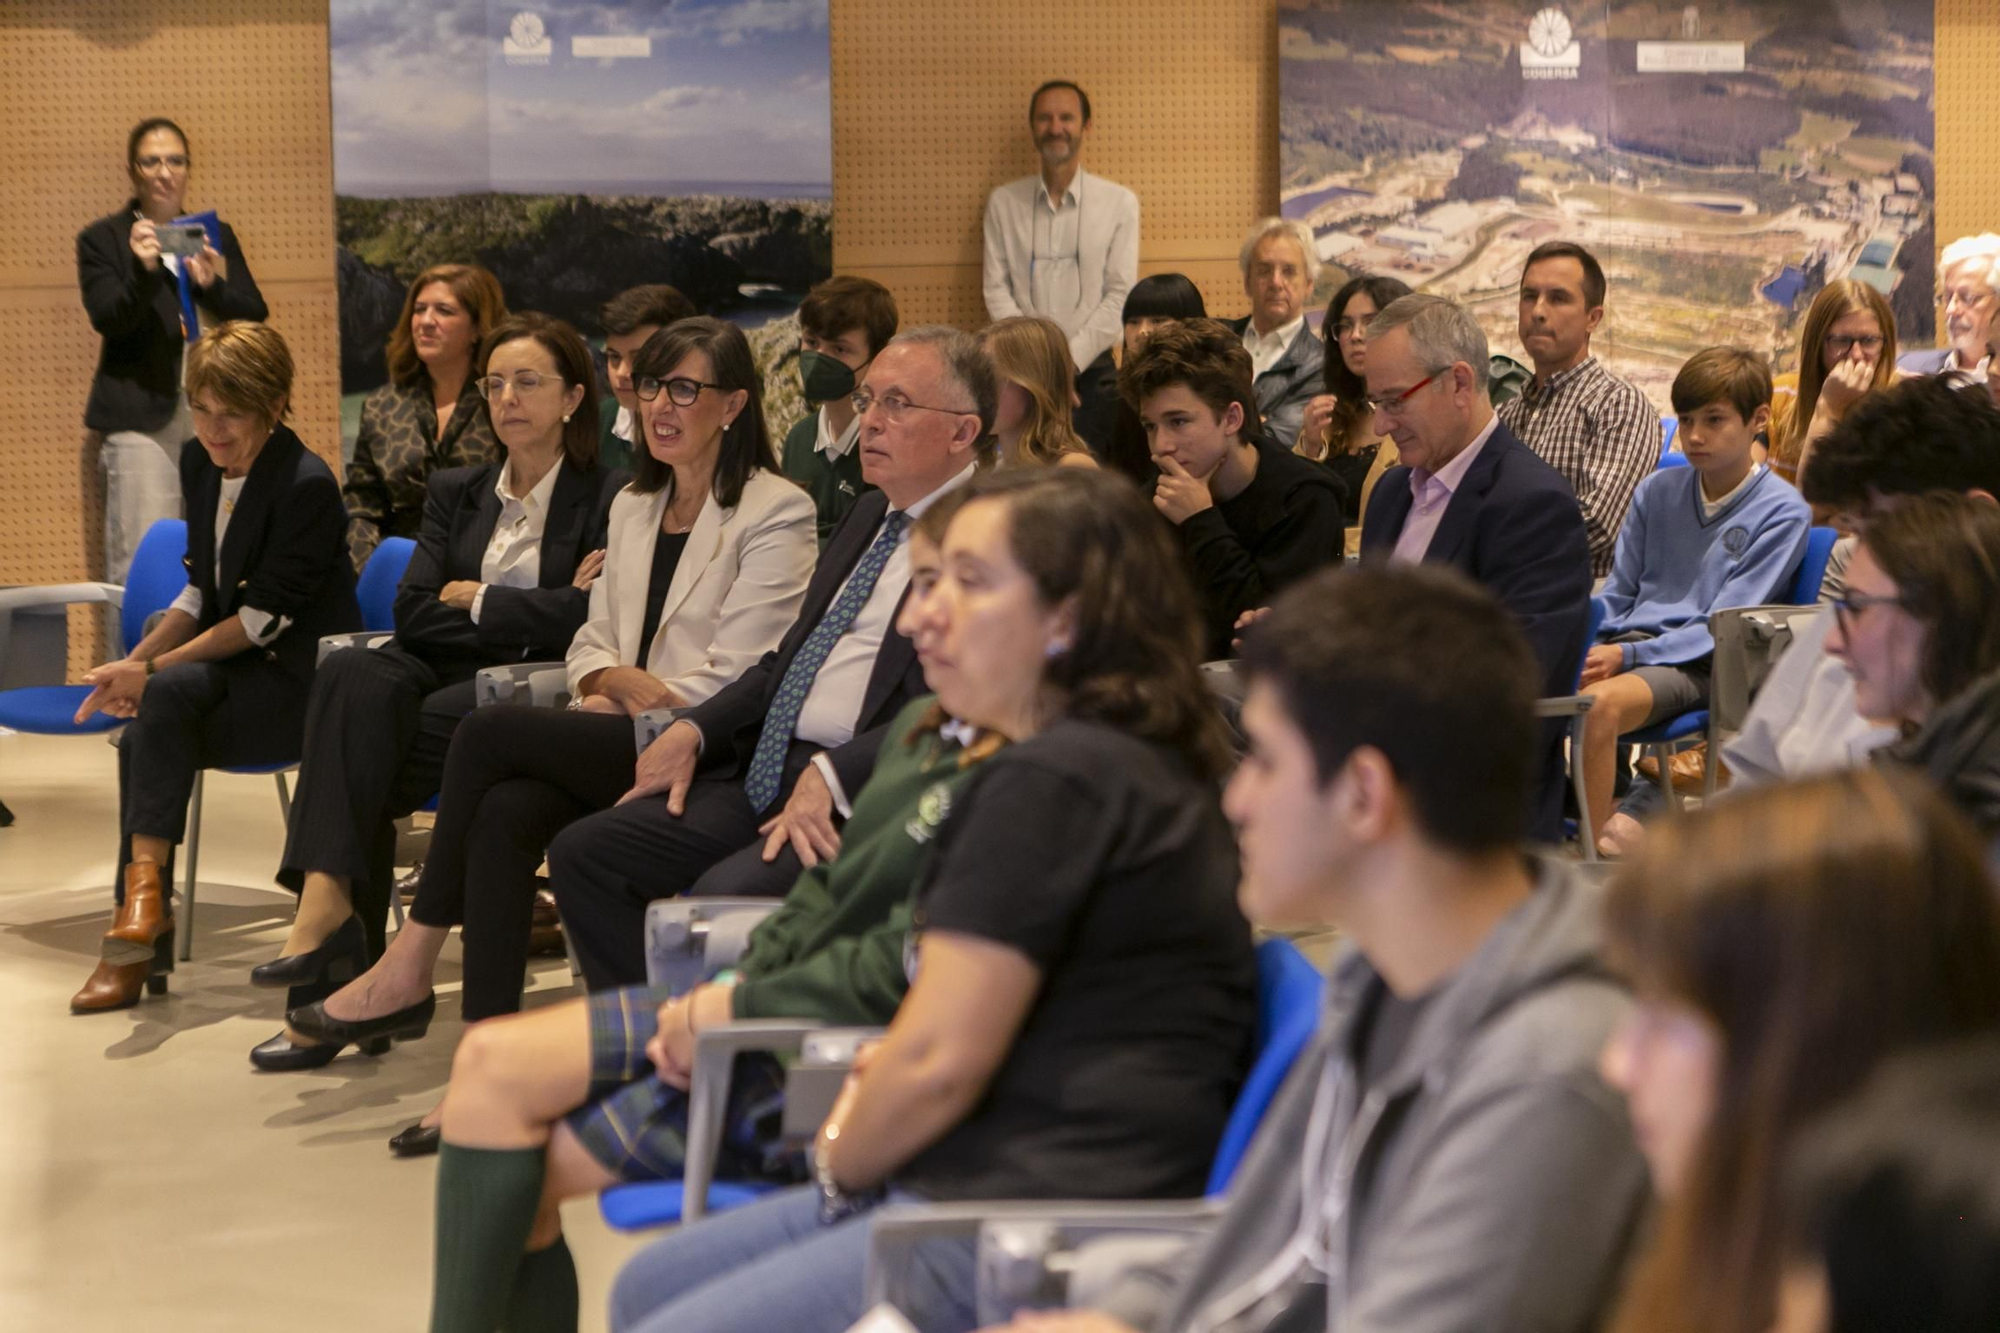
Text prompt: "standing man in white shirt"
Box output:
[[982, 80, 1138, 455], [1226, 217, 1326, 449]]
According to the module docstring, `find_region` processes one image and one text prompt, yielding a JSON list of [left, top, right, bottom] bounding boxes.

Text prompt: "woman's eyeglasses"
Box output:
[[635, 377, 723, 406]]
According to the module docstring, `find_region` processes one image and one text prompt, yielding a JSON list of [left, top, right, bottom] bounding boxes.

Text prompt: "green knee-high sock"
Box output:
[[430, 1144, 547, 1333], [502, 1235, 579, 1333]]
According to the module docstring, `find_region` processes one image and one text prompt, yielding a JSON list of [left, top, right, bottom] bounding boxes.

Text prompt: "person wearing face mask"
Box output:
[[343, 263, 509, 570], [1896, 233, 2000, 380], [596, 284, 698, 472], [1767, 280, 1901, 488], [1225, 218, 1327, 450], [1123, 318, 1345, 660], [77, 117, 267, 583], [68, 322, 358, 1014], [780, 276, 900, 543], [983, 81, 1139, 456]]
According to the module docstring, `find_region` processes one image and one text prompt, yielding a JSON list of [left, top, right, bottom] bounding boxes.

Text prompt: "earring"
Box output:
[[562, 412, 572, 423], [1045, 640, 1069, 659]]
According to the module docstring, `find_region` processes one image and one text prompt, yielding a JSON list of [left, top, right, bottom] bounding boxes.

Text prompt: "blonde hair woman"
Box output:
[[982, 315, 1099, 470]]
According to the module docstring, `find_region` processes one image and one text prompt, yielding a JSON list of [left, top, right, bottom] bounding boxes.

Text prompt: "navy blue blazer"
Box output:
[[1361, 419, 1592, 838], [179, 425, 359, 683], [391, 460, 624, 674]]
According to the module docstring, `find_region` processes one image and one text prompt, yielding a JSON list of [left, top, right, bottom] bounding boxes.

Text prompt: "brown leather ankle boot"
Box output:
[[102, 861, 174, 965], [70, 958, 151, 1013]]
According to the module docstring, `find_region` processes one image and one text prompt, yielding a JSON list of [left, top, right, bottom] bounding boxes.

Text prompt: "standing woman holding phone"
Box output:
[[77, 117, 266, 582]]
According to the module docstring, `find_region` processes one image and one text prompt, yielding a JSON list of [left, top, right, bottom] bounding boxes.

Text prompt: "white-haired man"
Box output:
[[1226, 217, 1326, 448], [1899, 233, 2000, 380]]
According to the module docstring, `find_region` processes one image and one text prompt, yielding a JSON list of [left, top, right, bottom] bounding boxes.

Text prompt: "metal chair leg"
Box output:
[[273, 771, 291, 822], [181, 770, 203, 962], [1570, 714, 1595, 862], [1655, 743, 1685, 815]]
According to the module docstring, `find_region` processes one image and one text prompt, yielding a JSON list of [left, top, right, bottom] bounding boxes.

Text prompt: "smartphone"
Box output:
[[156, 223, 208, 258]]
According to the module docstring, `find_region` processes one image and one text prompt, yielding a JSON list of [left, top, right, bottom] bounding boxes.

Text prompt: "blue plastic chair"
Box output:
[[601, 937, 1325, 1232], [1658, 414, 1681, 465], [357, 537, 414, 632], [1619, 525, 1838, 806]]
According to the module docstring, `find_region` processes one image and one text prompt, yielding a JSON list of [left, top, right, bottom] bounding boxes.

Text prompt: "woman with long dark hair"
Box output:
[[1295, 273, 1413, 526], [1100, 273, 1208, 484]]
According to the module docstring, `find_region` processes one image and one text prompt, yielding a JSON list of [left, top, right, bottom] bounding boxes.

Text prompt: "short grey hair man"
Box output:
[[1232, 217, 1327, 446], [1236, 217, 1322, 288], [1368, 292, 1491, 396], [887, 324, 999, 440]]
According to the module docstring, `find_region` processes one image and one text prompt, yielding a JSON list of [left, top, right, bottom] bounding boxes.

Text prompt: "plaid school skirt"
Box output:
[[564, 983, 807, 1186]]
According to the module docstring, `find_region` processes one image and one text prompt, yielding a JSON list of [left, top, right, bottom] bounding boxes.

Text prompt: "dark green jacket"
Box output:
[[780, 408, 872, 547], [731, 697, 986, 1022]]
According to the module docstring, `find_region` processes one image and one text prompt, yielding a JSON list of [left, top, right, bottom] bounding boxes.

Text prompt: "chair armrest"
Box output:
[[864, 1198, 1224, 1311], [633, 706, 691, 754], [316, 631, 394, 666], [680, 1018, 835, 1224], [475, 661, 571, 709], [644, 897, 785, 992], [1534, 694, 1597, 718], [0, 582, 124, 616], [782, 1026, 889, 1140]]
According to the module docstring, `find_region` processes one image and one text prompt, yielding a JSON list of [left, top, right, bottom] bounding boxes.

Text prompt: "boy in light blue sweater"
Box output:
[[1579, 347, 1810, 849]]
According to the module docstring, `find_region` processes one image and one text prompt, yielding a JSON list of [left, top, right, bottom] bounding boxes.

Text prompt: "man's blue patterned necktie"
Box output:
[[741, 509, 910, 812]]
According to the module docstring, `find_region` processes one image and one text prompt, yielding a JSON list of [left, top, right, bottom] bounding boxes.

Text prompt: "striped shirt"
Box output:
[[1498, 355, 1659, 576]]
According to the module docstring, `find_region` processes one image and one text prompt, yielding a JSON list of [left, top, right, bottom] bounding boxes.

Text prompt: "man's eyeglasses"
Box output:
[[849, 389, 976, 423], [1363, 372, 1445, 416], [636, 377, 723, 406], [479, 371, 561, 399], [1824, 334, 1885, 356], [135, 154, 188, 171], [1830, 591, 1907, 635]]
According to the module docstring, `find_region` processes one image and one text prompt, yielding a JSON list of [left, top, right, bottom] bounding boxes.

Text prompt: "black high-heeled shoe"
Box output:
[[248, 1030, 394, 1072], [250, 915, 367, 989], [286, 990, 436, 1048], [388, 1120, 442, 1157]]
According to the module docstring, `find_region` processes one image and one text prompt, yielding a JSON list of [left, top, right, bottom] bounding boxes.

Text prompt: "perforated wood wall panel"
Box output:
[[1935, 0, 2000, 251], [828, 0, 1280, 328], [0, 2, 338, 670]]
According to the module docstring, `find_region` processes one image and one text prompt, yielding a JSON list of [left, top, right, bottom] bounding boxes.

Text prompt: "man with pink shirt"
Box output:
[[1360, 294, 1592, 840]]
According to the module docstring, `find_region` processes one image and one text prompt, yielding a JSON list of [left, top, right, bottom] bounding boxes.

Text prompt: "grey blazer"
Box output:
[[1226, 315, 1325, 448]]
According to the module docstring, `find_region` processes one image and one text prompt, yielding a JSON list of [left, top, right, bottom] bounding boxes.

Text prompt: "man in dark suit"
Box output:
[[1359, 294, 1592, 841], [1225, 218, 1325, 449], [551, 327, 991, 989]]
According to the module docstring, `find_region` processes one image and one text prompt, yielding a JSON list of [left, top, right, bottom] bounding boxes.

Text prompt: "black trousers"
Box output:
[[114, 656, 308, 903], [1073, 349, 1119, 458], [276, 644, 475, 962], [408, 705, 638, 1021], [549, 745, 812, 993]]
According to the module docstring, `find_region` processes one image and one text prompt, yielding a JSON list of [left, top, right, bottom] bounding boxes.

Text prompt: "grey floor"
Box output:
[[0, 727, 648, 1330]]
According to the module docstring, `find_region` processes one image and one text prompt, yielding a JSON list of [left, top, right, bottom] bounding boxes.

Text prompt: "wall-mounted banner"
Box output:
[[1280, 1, 1935, 409], [331, 0, 833, 446]]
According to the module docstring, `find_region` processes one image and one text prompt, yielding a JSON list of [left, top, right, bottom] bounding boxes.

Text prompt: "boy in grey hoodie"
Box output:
[[987, 565, 1650, 1333]]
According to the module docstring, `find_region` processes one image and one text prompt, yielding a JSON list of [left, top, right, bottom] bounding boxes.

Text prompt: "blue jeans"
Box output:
[[609, 1186, 976, 1333]]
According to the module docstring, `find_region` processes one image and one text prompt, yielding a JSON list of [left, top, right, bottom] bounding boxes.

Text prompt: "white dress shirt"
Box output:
[[1241, 315, 1306, 380], [470, 457, 564, 623], [1029, 181, 1083, 326], [167, 475, 289, 645], [816, 405, 861, 461], [982, 168, 1141, 372], [802, 464, 977, 814]]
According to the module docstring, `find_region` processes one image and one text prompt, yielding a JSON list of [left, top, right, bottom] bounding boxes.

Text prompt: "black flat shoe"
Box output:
[[250, 915, 367, 989], [287, 990, 436, 1048], [248, 1030, 392, 1072], [388, 1120, 442, 1158]]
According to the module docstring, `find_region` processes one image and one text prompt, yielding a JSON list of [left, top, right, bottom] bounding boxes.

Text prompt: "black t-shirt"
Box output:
[[634, 528, 690, 661], [895, 718, 1257, 1203]]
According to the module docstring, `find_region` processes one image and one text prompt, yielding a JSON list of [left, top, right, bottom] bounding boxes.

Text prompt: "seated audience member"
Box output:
[[546, 327, 987, 991], [1226, 218, 1325, 448], [247, 314, 622, 1072], [422, 493, 994, 1331], [1778, 1037, 2000, 1333], [1497, 241, 1659, 577], [1767, 279, 1899, 487], [1577, 348, 1810, 850], [1718, 378, 2000, 790], [605, 467, 1255, 1333], [988, 565, 1650, 1333], [1359, 292, 1592, 840], [782, 275, 900, 543], [1102, 273, 1206, 485], [983, 316, 1099, 469], [1896, 232, 1999, 379], [1122, 318, 1345, 659], [1295, 273, 1413, 528], [1597, 767, 2000, 1333], [596, 284, 697, 473], [344, 263, 508, 570], [1824, 493, 2000, 856], [71, 322, 359, 1014], [286, 317, 815, 1089]]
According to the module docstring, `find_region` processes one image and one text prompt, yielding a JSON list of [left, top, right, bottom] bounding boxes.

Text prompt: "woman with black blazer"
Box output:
[[286, 318, 816, 1149], [70, 322, 357, 1015], [246, 314, 626, 1072], [77, 117, 267, 582]]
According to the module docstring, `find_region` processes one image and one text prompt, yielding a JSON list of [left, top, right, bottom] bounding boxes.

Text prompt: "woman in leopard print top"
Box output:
[[343, 263, 507, 570]]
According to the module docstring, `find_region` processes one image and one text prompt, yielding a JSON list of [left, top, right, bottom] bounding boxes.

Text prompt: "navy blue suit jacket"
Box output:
[[1361, 418, 1593, 837]]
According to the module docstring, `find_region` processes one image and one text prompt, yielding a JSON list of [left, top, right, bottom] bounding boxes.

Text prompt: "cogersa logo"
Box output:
[[1521, 7, 1581, 80], [504, 10, 552, 65]]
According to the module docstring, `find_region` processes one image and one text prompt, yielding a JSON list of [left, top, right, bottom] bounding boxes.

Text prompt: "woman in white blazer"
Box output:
[[284, 320, 815, 1140]]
